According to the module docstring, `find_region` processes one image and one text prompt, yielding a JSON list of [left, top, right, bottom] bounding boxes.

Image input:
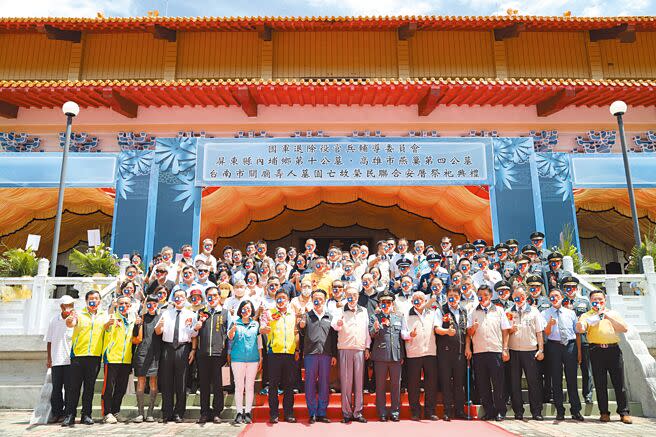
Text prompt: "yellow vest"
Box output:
[[102, 314, 135, 364], [266, 308, 296, 354], [71, 308, 106, 358]]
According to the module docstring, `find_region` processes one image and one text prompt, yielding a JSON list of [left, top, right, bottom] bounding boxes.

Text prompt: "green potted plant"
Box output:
[[553, 224, 602, 274], [627, 229, 656, 274], [69, 243, 120, 277], [0, 248, 39, 277]]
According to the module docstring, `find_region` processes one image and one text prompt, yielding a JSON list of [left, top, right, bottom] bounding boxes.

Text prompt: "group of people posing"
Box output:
[[44, 233, 633, 426]]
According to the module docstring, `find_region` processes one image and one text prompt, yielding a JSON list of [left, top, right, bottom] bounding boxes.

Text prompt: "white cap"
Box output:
[[59, 295, 74, 305]]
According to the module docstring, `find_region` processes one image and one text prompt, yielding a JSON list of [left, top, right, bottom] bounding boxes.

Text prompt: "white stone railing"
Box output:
[[563, 255, 656, 333], [0, 258, 126, 336]]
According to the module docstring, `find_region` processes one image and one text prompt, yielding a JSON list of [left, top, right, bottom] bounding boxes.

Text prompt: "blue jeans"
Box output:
[[304, 354, 331, 417]]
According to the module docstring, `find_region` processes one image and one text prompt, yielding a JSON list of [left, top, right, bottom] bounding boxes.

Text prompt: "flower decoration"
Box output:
[[156, 137, 197, 175]]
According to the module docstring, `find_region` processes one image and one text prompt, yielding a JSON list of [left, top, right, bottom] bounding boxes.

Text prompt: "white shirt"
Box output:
[[390, 252, 414, 278], [472, 269, 502, 297], [160, 307, 198, 344], [44, 314, 73, 367], [194, 253, 218, 272], [436, 305, 462, 325]]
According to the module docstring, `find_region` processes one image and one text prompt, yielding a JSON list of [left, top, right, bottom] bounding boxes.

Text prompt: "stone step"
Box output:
[[480, 400, 643, 418]]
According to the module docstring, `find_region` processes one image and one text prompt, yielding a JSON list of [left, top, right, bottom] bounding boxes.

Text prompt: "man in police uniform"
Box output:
[[530, 231, 551, 262], [495, 243, 516, 281], [510, 255, 532, 287], [492, 281, 513, 310], [465, 285, 511, 421], [562, 276, 594, 404], [545, 252, 565, 292], [505, 239, 520, 259], [369, 290, 410, 421], [522, 245, 546, 279], [418, 253, 449, 292]]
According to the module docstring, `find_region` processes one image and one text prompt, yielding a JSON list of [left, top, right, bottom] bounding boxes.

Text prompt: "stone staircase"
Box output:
[[73, 370, 641, 422]]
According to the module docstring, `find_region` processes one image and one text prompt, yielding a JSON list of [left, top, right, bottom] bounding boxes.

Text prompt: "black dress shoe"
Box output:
[[317, 416, 330, 423], [443, 415, 451, 422], [309, 416, 316, 424], [391, 414, 400, 422], [428, 415, 438, 421], [341, 417, 352, 423], [354, 416, 367, 423], [411, 414, 420, 421], [555, 413, 565, 421], [269, 416, 279, 424], [81, 416, 94, 425], [495, 414, 504, 422], [572, 413, 585, 422], [480, 415, 494, 421], [174, 415, 183, 423], [514, 415, 524, 420], [286, 416, 297, 423], [197, 415, 208, 424], [532, 415, 544, 421], [379, 415, 388, 422], [61, 414, 75, 427]]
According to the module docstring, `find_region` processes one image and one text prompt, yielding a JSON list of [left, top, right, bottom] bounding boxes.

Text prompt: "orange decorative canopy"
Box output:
[[200, 185, 493, 248]]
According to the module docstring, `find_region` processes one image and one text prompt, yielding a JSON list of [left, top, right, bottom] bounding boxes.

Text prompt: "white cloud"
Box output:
[[306, 0, 438, 16], [0, 0, 138, 17]]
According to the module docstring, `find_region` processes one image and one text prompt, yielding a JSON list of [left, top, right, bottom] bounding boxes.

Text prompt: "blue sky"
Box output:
[[0, 0, 654, 18]]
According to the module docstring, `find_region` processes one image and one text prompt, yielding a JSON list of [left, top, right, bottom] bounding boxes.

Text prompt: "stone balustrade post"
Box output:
[[25, 258, 50, 335], [563, 255, 574, 274], [642, 256, 656, 329], [119, 256, 130, 277]]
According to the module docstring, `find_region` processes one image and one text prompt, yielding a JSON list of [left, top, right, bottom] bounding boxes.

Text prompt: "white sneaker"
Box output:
[[133, 415, 144, 423], [145, 416, 155, 423], [104, 413, 118, 424]]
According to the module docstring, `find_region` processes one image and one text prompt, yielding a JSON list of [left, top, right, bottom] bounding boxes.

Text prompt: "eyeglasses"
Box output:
[[156, 270, 167, 274], [198, 269, 209, 273]]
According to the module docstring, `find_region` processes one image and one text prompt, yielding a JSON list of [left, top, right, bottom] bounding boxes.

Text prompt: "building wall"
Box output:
[[599, 32, 656, 79], [408, 31, 495, 78], [80, 33, 167, 80], [0, 34, 72, 80], [176, 31, 261, 79], [505, 32, 591, 78], [4, 29, 654, 82], [272, 31, 398, 79]]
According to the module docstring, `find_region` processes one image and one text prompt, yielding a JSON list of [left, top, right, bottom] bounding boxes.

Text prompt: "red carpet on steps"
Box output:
[[250, 392, 477, 421], [239, 421, 517, 437]]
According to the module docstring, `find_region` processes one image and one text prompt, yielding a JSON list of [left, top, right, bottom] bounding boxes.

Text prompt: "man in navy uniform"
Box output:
[[530, 231, 551, 262], [545, 252, 565, 292]]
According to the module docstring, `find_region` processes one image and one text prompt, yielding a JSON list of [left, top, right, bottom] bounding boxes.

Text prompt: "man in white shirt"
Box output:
[[194, 239, 218, 274], [44, 295, 75, 423], [155, 289, 199, 423], [367, 241, 391, 287], [465, 284, 511, 421], [472, 255, 502, 297], [390, 238, 414, 279]]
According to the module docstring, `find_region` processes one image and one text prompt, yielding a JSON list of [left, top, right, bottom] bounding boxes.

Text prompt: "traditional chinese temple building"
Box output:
[[0, 15, 655, 271]]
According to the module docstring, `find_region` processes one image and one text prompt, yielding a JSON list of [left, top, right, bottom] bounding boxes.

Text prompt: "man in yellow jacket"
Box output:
[[101, 296, 140, 424], [62, 290, 108, 427], [260, 289, 299, 424]]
